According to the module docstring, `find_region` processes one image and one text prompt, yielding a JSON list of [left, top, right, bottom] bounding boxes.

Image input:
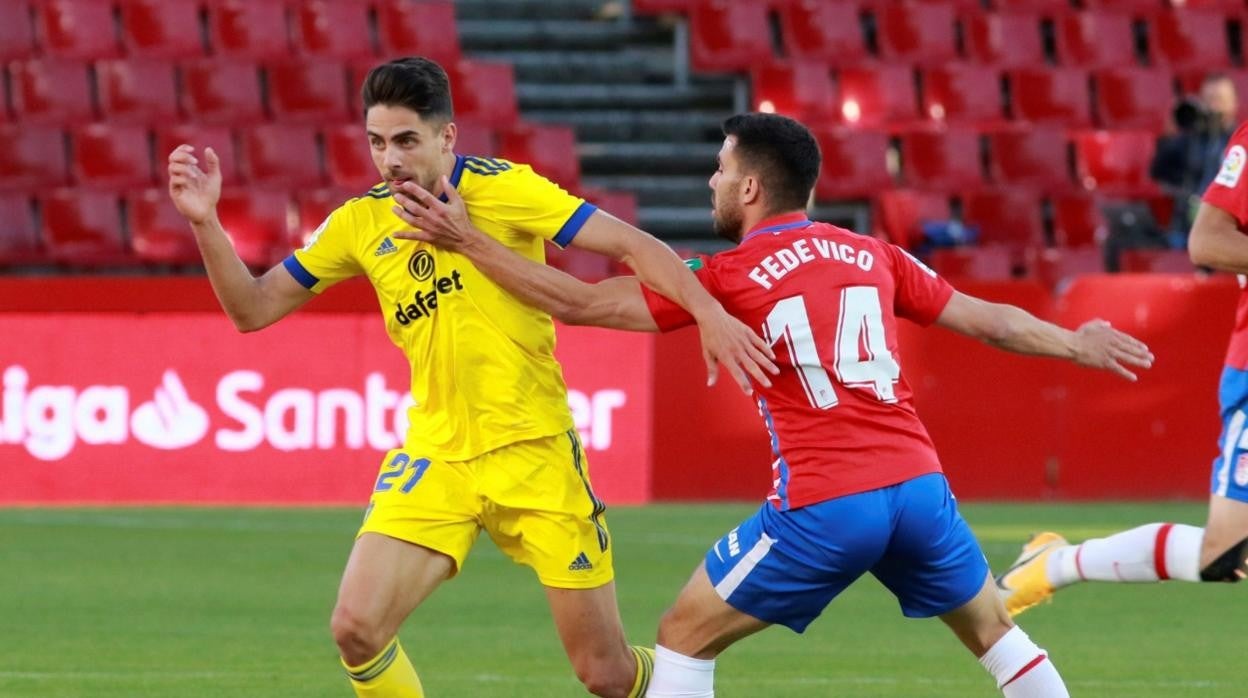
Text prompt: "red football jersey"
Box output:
[[643, 213, 954, 510], [1201, 121, 1248, 370]]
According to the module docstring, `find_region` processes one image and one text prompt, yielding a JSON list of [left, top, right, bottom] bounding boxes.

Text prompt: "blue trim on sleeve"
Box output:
[[438, 154, 466, 203], [553, 202, 598, 248], [283, 255, 319, 290]]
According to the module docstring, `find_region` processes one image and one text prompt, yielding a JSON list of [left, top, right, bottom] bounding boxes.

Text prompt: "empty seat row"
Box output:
[[0, 119, 596, 194], [753, 62, 1226, 131], [814, 127, 1159, 201], [687, 0, 1248, 72], [0, 0, 461, 64], [1, 57, 519, 129]]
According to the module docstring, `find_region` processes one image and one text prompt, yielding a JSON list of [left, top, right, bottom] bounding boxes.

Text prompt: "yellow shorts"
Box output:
[[357, 428, 614, 589]]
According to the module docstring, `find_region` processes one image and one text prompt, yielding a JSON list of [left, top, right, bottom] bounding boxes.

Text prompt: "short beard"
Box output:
[[712, 205, 743, 243]]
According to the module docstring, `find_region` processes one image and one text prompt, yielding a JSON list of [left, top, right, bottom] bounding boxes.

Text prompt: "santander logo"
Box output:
[[1, 366, 626, 462]]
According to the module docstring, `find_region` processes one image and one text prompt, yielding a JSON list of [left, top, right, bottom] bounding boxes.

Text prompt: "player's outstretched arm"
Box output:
[[168, 144, 314, 332], [390, 178, 779, 394], [1190, 202, 1248, 273], [935, 291, 1154, 381]]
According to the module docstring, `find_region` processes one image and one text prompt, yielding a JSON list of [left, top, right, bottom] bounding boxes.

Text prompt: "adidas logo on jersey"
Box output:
[[568, 552, 594, 571], [374, 237, 398, 256]]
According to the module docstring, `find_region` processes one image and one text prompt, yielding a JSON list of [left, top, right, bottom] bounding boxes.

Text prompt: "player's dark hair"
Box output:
[[361, 57, 454, 122], [722, 113, 821, 214]]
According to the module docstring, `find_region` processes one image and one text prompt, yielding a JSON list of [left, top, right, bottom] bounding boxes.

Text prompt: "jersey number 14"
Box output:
[[763, 287, 900, 408]]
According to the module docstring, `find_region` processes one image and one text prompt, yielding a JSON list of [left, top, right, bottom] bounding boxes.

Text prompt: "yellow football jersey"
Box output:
[[284, 155, 596, 461]]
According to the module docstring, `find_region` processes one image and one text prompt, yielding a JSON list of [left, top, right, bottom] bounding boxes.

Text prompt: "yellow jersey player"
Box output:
[[166, 56, 778, 698]]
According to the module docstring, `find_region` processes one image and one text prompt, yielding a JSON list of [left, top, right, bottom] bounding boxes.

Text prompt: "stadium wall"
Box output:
[[0, 274, 1236, 505]]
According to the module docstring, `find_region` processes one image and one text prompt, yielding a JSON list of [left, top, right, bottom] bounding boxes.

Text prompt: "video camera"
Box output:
[[1174, 96, 1217, 134]]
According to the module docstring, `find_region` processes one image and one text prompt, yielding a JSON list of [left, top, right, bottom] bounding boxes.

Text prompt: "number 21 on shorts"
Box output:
[[374, 452, 432, 493], [764, 286, 900, 408]]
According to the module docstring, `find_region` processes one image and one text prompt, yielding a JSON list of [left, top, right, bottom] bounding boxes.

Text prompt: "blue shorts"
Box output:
[[1210, 366, 1248, 503], [703, 473, 988, 633]]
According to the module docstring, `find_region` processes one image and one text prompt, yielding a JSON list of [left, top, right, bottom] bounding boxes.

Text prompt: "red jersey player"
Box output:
[[996, 122, 1248, 617], [391, 113, 1153, 697]]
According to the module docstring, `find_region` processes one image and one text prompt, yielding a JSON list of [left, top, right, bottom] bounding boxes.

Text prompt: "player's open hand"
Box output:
[[1072, 319, 1154, 381], [167, 145, 221, 225], [697, 305, 780, 395], [391, 176, 477, 250]]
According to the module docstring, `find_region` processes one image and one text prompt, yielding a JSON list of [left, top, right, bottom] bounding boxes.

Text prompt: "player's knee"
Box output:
[[1200, 536, 1248, 582], [569, 653, 633, 698], [330, 604, 388, 665]]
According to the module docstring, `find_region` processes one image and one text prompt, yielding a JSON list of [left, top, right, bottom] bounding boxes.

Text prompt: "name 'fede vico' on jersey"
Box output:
[[746, 236, 875, 290]]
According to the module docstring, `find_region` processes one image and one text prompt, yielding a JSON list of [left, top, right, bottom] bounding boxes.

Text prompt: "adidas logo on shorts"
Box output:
[[374, 237, 398, 256], [568, 552, 594, 571]]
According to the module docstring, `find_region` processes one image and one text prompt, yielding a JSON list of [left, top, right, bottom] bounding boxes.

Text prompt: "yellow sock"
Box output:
[[342, 637, 424, 698], [627, 645, 655, 698]]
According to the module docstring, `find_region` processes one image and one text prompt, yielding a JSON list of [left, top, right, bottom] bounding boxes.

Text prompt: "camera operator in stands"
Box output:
[[1151, 74, 1240, 246]]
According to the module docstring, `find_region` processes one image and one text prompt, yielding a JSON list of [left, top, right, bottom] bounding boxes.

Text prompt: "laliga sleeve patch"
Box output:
[[1215, 145, 1246, 188]]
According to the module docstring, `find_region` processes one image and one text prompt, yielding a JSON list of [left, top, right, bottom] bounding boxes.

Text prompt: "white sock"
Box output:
[[1047, 523, 1203, 586], [646, 645, 715, 698], [979, 626, 1070, 698]]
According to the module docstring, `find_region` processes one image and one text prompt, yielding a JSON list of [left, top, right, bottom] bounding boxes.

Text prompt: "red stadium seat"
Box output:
[[217, 188, 290, 268], [1028, 247, 1106, 291], [581, 187, 639, 228], [499, 123, 582, 193], [1081, 0, 1167, 13], [0, 125, 68, 190], [777, 0, 867, 66], [986, 0, 1069, 12], [813, 127, 893, 200], [632, 0, 694, 14], [37, 0, 121, 59], [296, 0, 375, 59], [181, 60, 264, 125], [0, 2, 36, 61], [267, 60, 351, 124], [751, 61, 837, 126], [689, 0, 773, 72], [454, 119, 496, 158], [986, 127, 1072, 192], [1008, 68, 1092, 127], [1093, 67, 1175, 130], [1153, 10, 1232, 69], [71, 123, 154, 190], [962, 190, 1046, 251], [1056, 11, 1139, 69], [0, 193, 44, 266], [38, 189, 129, 266], [1174, 0, 1245, 9], [9, 59, 95, 124], [155, 125, 240, 186], [872, 189, 951, 249], [209, 0, 291, 60], [96, 59, 179, 125], [446, 60, 518, 129], [127, 188, 201, 265], [1052, 192, 1107, 248], [1120, 248, 1195, 273], [929, 246, 1016, 281], [1073, 130, 1159, 195], [376, 0, 462, 66], [546, 244, 617, 281], [899, 127, 983, 191], [921, 64, 1006, 126], [239, 124, 323, 187], [120, 0, 204, 59], [325, 124, 381, 192], [294, 187, 354, 249], [965, 12, 1046, 69], [877, 1, 958, 63], [836, 65, 920, 127]]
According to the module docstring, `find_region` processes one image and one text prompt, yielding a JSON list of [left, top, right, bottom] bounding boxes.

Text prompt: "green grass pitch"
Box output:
[[0, 502, 1236, 697]]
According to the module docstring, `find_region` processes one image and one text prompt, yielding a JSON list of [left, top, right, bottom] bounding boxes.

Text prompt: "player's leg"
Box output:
[[872, 473, 1069, 697], [482, 430, 648, 697], [333, 449, 483, 697], [650, 493, 892, 697], [999, 368, 1248, 615], [939, 576, 1069, 698]]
